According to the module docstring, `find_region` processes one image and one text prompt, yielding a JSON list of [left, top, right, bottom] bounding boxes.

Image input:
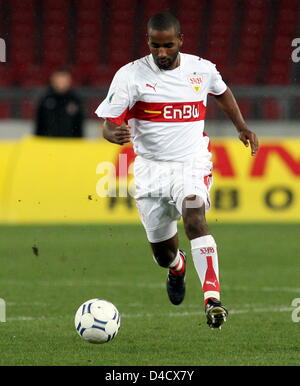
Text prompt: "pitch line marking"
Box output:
[[3, 280, 300, 293], [6, 306, 293, 321]]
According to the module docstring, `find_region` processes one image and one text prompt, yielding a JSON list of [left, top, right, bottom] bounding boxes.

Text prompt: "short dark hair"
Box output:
[[147, 12, 181, 35], [51, 67, 72, 76]]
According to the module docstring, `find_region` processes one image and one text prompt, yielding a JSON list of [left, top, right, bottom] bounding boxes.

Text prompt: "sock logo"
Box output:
[[200, 247, 215, 254], [203, 256, 220, 293], [205, 280, 217, 288]]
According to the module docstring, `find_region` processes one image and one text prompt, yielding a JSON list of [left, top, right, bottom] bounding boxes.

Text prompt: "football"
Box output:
[[74, 298, 121, 344]]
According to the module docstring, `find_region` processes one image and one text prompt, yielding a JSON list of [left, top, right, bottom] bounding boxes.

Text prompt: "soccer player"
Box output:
[[95, 12, 259, 329]]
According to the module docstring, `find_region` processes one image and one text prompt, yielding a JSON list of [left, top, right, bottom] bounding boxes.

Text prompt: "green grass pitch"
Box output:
[[0, 223, 299, 366]]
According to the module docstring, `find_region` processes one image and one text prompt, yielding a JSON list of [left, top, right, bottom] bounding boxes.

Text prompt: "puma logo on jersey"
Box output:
[[200, 247, 215, 254], [146, 83, 157, 92]]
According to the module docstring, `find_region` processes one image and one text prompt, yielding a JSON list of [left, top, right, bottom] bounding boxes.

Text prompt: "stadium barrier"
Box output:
[[0, 135, 299, 223]]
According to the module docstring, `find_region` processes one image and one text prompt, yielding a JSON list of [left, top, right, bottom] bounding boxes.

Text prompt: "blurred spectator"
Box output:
[[34, 68, 84, 137]]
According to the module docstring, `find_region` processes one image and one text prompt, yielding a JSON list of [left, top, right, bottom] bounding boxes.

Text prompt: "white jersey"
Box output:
[[95, 53, 227, 162]]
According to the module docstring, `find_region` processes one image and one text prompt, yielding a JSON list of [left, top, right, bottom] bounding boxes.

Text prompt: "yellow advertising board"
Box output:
[[0, 135, 299, 223], [208, 138, 300, 222]]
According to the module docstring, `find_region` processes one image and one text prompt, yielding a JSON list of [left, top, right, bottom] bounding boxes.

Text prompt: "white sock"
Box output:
[[191, 235, 220, 302], [168, 250, 183, 272], [152, 250, 183, 272]]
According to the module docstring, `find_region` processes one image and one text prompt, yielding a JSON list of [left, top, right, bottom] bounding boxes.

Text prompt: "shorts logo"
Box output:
[[200, 247, 215, 254], [187, 72, 203, 93]]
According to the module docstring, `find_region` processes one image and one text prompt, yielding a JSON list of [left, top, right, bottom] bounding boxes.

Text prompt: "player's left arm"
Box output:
[[213, 87, 259, 156]]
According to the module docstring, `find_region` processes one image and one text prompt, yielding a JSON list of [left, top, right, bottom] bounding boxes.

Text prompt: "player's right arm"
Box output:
[[102, 119, 131, 145], [95, 64, 134, 145]]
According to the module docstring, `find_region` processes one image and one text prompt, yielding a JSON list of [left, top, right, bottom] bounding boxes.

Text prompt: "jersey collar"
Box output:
[[148, 52, 184, 74]]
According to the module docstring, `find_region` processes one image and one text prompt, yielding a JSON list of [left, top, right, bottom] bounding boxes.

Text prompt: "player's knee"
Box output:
[[184, 219, 202, 237], [152, 251, 176, 268], [182, 195, 204, 211], [183, 213, 208, 239]]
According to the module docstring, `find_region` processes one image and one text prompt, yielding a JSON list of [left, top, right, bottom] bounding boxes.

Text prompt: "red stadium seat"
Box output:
[[42, 51, 69, 67], [77, 23, 100, 38], [1, 0, 297, 92], [42, 38, 67, 52], [105, 1, 137, 67], [10, 22, 35, 35], [75, 0, 103, 9], [9, 0, 35, 11], [20, 99, 36, 119], [9, 0, 33, 6], [261, 99, 282, 120], [87, 66, 116, 87], [71, 64, 94, 86], [9, 49, 35, 66], [205, 4, 236, 66], [232, 0, 270, 85], [0, 100, 12, 118], [205, 99, 218, 120], [295, 100, 300, 119], [136, 0, 175, 57], [0, 66, 13, 87], [76, 38, 99, 52], [265, 64, 292, 85], [13, 65, 49, 87], [88, 98, 104, 119], [235, 99, 252, 120], [44, 7, 69, 20], [76, 50, 99, 65], [43, 24, 69, 38], [178, 0, 205, 45], [42, 0, 70, 11]]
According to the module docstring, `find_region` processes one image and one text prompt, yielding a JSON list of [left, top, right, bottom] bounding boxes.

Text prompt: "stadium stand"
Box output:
[[176, 0, 206, 57], [263, 1, 300, 84], [0, 0, 299, 120]]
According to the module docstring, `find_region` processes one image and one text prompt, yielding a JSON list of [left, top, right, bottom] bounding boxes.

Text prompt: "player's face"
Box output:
[[147, 27, 183, 70]]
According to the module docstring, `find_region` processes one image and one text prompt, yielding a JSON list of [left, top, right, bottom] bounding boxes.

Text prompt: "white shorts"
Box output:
[[134, 154, 213, 243]]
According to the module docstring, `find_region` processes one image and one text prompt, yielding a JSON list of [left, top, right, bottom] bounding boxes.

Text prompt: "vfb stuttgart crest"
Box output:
[[187, 73, 203, 93]]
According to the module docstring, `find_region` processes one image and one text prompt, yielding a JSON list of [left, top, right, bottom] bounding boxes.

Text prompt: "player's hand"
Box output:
[[238, 128, 259, 156], [114, 125, 131, 145]]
